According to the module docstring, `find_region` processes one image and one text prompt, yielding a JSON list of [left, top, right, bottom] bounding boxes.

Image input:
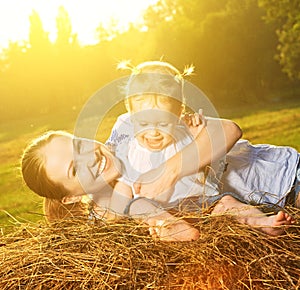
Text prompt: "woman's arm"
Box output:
[[134, 118, 242, 202]]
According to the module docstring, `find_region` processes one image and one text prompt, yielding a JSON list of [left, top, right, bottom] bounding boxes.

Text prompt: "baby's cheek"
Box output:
[[135, 134, 146, 145], [159, 126, 175, 139], [164, 134, 175, 146]]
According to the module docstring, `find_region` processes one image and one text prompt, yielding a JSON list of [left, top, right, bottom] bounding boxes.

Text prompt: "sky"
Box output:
[[0, 0, 158, 49]]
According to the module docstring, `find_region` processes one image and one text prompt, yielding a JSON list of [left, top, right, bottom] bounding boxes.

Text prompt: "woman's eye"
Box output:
[[72, 166, 77, 177], [133, 96, 144, 102], [73, 139, 82, 154], [158, 123, 169, 127], [139, 122, 149, 127]]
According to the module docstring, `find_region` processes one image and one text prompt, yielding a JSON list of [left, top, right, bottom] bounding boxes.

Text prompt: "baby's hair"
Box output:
[[117, 60, 194, 80], [118, 60, 195, 114]]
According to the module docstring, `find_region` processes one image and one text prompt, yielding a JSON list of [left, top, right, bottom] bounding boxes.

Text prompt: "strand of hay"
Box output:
[[0, 208, 299, 290]]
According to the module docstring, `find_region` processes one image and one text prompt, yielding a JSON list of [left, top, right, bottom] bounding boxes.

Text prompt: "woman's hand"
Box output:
[[133, 157, 180, 203]]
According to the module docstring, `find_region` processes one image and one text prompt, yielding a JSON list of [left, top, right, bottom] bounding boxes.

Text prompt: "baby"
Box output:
[[106, 61, 222, 220], [104, 60, 297, 236]]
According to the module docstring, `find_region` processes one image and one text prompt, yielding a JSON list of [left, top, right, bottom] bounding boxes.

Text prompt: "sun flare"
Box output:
[[0, 0, 158, 49]]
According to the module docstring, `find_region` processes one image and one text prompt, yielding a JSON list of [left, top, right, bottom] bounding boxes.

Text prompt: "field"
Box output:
[[0, 97, 299, 232]]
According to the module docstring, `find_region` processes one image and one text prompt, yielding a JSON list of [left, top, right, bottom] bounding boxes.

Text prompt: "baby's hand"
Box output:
[[182, 109, 207, 138]]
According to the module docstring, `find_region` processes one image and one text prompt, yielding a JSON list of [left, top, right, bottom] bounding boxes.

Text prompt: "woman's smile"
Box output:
[[96, 155, 107, 177]]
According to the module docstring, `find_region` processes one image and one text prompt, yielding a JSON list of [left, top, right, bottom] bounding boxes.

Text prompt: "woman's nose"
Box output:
[[87, 148, 101, 167], [94, 147, 102, 161]]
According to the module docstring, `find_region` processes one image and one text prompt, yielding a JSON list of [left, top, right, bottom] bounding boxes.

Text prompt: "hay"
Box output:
[[0, 208, 300, 290]]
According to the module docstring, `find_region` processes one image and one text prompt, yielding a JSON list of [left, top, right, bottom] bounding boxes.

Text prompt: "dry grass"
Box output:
[[0, 208, 299, 290]]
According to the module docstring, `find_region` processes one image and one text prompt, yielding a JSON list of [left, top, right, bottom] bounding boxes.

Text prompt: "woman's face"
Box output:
[[42, 135, 122, 196]]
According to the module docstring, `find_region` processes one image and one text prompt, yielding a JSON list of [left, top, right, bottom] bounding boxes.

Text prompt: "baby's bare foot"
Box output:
[[162, 220, 200, 241], [260, 211, 295, 236], [149, 219, 199, 242]]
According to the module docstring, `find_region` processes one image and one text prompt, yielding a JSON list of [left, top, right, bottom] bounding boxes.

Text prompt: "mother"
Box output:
[[21, 112, 242, 240], [21, 126, 296, 237]]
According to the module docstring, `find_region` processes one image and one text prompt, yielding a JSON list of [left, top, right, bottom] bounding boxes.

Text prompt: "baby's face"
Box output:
[[132, 109, 178, 151], [127, 94, 183, 115], [127, 94, 183, 151]]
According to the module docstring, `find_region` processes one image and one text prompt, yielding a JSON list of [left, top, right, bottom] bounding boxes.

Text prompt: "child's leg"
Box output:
[[212, 195, 294, 236]]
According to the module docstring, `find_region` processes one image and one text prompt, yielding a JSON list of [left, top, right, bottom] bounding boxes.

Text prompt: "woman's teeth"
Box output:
[[98, 156, 106, 174]]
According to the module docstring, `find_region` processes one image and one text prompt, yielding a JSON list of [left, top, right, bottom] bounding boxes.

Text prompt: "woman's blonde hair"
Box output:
[[21, 131, 73, 200], [43, 198, 89, 223], [21, 130, 91, 222]]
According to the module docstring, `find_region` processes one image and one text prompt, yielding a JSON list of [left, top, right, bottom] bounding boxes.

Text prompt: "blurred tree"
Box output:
[[259, 0, 300, 79], [0, 10, 53, 119], [0, 0, 298, 122], [198, 0, 283, 102], [0, 42, 29, 118], [95, 21, 157, 79], [27, 10, 54, 114], [142, 0, 288, 104], [29, 10, 51, 50], [56, 6, 78, 47], [96, 18, 121, 42], [53, 6, 84, 108]]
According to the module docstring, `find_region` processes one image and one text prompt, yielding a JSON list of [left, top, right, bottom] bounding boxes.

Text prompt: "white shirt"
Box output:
[[107, 113, 220, 204], [107, 113, 299, 208]]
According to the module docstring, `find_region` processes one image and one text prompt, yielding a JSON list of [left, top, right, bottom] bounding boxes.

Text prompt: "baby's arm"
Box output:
[[182, 109, 207, 138], [108, 181, 133, 218], [93, 183, 199, 241]]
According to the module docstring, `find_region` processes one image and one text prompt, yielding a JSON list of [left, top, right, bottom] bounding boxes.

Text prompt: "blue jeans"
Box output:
[[294, 160, 300, 205], [286, 158, 300, 207]]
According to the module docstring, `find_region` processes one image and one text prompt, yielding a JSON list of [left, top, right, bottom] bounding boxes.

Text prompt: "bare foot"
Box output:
[[148, 218, 200, 242], [260, 211, 295, 236], [212, 195, 295, 236]]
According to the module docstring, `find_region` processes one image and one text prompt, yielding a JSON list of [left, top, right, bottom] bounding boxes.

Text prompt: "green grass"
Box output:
[[0, 98, 299, 233], [232, 105, 300, 151]]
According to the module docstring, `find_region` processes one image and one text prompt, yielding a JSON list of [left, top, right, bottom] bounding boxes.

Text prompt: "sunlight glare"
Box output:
[[0, 0, 158, 49]]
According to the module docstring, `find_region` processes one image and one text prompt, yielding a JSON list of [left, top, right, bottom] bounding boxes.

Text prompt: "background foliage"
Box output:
[[1, 0, 300, 122], [0, 0, 300, 228]]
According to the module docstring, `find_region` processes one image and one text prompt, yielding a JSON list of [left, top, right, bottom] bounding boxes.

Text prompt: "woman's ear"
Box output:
[[180, 103, 186, 115], [61, 195, 82, 205]]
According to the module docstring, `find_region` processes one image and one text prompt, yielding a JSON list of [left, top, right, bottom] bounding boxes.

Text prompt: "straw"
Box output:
[[0, 207, 299, 290]]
